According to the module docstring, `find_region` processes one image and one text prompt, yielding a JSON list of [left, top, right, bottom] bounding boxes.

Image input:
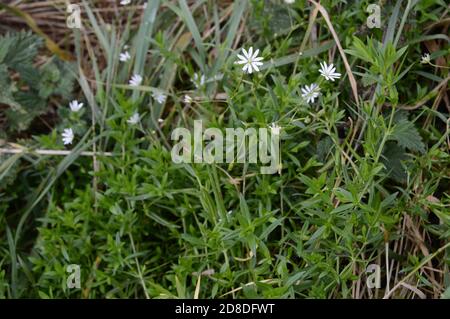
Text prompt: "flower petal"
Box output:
[[253, 48, 260, 59], [242, 48, 249, 59]]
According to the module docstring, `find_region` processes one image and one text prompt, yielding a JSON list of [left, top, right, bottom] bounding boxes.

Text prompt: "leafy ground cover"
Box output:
[[0, 0, 449, 298]]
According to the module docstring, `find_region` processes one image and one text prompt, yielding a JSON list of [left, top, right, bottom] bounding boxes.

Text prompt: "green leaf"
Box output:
[[381, 142, 409, 183], [391, 120, 426, 153], [2, 31, 41, 69]]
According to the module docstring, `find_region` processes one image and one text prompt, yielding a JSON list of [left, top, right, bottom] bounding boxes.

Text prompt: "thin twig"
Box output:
[[308, 0, 359, 106], [0, 148, 113, 157]]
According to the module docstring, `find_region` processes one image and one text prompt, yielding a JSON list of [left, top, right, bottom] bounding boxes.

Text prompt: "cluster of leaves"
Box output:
[[0, 0, 449, 299], [0, 31, 74, 134]]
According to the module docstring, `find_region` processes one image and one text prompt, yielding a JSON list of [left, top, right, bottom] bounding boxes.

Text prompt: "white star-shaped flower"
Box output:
[[120, 0, 131, 5], [319, 61, 341, 81], [192, 73, 206, 88], [301, 83, 320, 104], [235, 47, 264, 74], [69, 100, 83, 112], [62, 128, 74, 145], [127, 112, 140, 125], [152, 90, 167, 104], [420, 53, 431, 64], [119, 51, 131, 62], [270, 123, 281, 135], [129, 74, 142, 86], [183, 94, 192, 104]]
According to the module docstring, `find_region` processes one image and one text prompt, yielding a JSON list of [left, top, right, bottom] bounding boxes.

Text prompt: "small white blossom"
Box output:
[[319, 61, 341, 81], [192, 73, 206, 88], [301, 83, 320, 104], [129, 74, 142, 86], [152, 90, 167, 104], [420, 53, 431, 64], [69, 100, 83, 112], [62, 128, 74, 145], [270, 123, 281, 135], [158, 118, 164, 123], [183, 94, 192, 104], [127, 112, 140, 125], [284, 0, 295, 3], [120, 0, 131, 5], [119, 51, 131, 62], [235, 47, 264, 74]]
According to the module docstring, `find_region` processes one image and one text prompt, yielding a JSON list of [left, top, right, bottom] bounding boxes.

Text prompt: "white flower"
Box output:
[[69, 100, 83, 112], [183, 94, 192, 104], [158, 118, 163, 123], [119, 51, 131, 62], [270, 123, 281, 135], [301, 83, 320, 104], [120, 0, 131, 5], [319, 61, 341, 81], [420, 53, 431, 64], [192, 73, 206, 88], [152, 90, 167, 104], [62, 128, 74, 145], [235, 47, 264, 74], [284, 0, 295, 3], [127, 112, 140, 125], [129, 74, 142, 86]]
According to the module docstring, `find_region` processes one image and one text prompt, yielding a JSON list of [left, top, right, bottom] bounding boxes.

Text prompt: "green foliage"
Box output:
[[0, 31, 75, 132], [0, 0, 449, 299], [391, 119, 426, 154]]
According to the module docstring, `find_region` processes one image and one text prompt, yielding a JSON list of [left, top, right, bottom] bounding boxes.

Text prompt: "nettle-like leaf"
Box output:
[[0, 65, 24, 113], [0, 34, 14, 63], [6, 91, 48, 131], [390, 119, 426, 154], [3, 31, 42, 69], [16, 64, 41, 88], [316, 136, 334, 163], [0, 31, 75, 132], [44, 60, 76, 97], [38, 63, 61, 98], [381, 141, 410, 183], [382, 115, 425, 182]]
